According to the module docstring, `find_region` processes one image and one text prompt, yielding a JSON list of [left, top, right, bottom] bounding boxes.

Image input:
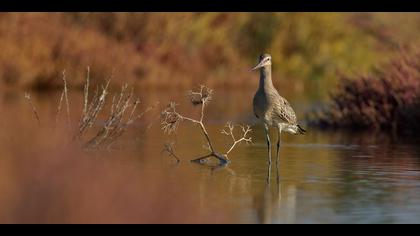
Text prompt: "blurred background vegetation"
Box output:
[[1, 12, 420, 93]]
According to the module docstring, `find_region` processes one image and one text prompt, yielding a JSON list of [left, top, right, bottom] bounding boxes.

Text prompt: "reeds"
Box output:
[[75, 70, 155, 149], [82, 85, 141, 149], [26, 68, 154, 149]]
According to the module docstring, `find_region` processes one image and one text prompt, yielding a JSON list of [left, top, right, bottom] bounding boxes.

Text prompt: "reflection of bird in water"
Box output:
[[252, 54, 306, 182], [257, 182, 297, 224]]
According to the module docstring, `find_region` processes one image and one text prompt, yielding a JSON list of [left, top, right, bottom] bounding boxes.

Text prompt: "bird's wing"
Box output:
[[272, 94, 297, 125]]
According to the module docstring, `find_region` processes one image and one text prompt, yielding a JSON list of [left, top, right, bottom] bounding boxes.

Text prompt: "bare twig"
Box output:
[[24, 93, 41, 126], [221, 122, 252, 156]]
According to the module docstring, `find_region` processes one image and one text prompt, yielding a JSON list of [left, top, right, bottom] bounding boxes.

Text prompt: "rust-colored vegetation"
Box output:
[[309, 49, 420, 135], [1, 13, 417, 91]]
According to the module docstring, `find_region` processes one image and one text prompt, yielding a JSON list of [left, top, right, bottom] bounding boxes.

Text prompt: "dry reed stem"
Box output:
[[77, 78, 111, 139], [55, 89, 65, 128], [62, 70, 71, 127]]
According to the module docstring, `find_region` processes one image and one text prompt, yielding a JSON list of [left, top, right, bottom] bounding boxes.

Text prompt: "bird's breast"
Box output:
[[253, 92, 275, 125]]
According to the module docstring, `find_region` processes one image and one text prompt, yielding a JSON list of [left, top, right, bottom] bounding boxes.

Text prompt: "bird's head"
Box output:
[[252, 53, 272, 71]]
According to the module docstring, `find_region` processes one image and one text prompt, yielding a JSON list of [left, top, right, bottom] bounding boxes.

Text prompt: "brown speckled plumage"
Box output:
[[252, 54, 305, 134], [252, 53, 305, 183]]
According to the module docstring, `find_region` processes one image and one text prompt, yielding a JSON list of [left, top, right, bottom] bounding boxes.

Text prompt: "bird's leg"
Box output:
[[276, 125, 282, 183], [265, 124, 271, 184]]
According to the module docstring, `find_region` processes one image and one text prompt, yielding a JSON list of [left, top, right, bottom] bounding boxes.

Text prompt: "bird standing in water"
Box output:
[[252, 53, 306, 183]]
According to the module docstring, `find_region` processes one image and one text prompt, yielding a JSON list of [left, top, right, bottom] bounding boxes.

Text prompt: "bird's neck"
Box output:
[[259, 65, 274, 91]]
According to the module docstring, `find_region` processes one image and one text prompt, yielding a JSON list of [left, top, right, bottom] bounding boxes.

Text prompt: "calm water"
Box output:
[[1, 87, 420, 223]]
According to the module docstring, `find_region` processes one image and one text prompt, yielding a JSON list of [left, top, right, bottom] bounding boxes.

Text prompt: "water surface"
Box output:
[[1, 87, 420, 223]]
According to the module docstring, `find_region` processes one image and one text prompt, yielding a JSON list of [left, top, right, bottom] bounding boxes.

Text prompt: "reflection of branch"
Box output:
[[163, 142, 180, 163], [161, 85, 252, 165], [24, 93, 41, 126], [222, 122, 252, 156]]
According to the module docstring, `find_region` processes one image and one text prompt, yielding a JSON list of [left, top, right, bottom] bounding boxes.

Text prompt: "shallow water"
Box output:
[[1, 87, 420, 223]]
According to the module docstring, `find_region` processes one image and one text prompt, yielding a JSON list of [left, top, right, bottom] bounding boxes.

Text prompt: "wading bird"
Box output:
[[252, 53, 306, 182]]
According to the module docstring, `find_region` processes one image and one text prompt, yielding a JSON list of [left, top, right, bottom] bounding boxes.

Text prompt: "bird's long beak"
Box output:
[[251, 61, 264, 71]]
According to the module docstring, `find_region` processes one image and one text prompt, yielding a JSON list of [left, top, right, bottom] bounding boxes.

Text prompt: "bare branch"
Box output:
[[161, 87, 215, 153], [222, 123, 252, 156], [161, 85, 251, 166]]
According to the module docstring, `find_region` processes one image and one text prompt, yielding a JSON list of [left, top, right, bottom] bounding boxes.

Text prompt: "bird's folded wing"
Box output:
[[273, 96, 297, 125]]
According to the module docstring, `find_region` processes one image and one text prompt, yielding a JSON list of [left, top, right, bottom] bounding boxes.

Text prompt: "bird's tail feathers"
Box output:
[[296, 124, 306, 135]]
